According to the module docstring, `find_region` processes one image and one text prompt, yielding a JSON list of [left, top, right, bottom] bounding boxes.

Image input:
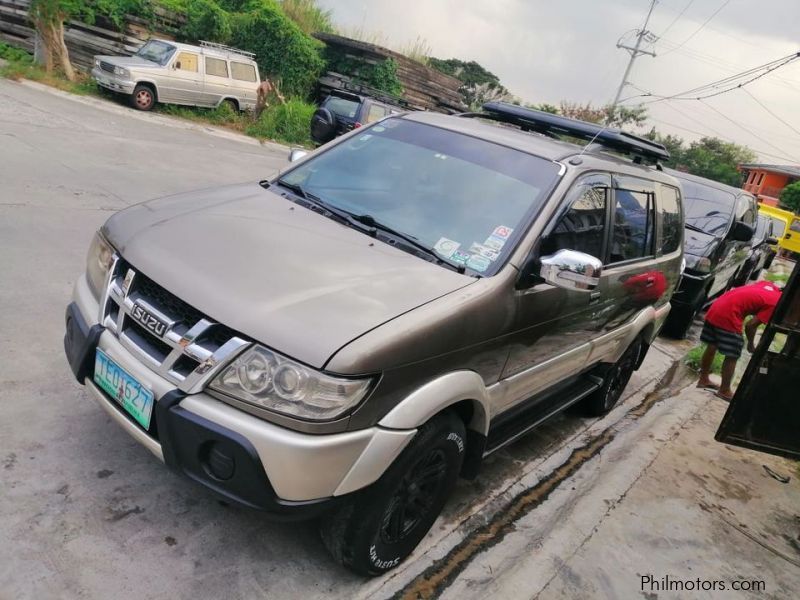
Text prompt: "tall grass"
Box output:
[[246, 99, 316, 145], [685, 344, 724, 374], [280, 0, 335, 35]]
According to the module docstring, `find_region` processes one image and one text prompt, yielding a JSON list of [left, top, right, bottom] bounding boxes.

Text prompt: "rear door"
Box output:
[[203, 56, 231, 107], [715, 262, 800, 459]]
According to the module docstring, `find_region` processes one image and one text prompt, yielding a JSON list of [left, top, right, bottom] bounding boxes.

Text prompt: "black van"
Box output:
[[663, 170, 756, 338]]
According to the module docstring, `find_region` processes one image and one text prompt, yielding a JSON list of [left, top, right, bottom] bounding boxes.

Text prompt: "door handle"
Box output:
[[590, 291, 601, 303]]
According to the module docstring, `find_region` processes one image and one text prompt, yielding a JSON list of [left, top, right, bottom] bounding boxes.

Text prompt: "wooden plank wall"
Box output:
[[315, 33, 465, 113], [0, 0, 183, 71]]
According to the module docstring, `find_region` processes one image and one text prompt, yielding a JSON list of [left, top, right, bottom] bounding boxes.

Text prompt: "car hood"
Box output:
[[102, 182, 475, 370], [683, 226, 719, 258], [95, 55, 162, 69]]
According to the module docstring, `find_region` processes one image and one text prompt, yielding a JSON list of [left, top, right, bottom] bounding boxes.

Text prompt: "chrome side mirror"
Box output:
[[539, 249, 602, 292], [288, 148, 309, 162]]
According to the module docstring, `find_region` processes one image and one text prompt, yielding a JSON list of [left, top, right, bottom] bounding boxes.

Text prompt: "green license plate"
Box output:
[[94, 349, 154, 429]]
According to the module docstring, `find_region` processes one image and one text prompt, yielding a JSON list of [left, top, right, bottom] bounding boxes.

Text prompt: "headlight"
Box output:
[[114, 66, 130, 78], [210, 345, 373, 420], [86, 231, 115, 299], [683, 254, 712, 274], [94, 58, 101, 68]]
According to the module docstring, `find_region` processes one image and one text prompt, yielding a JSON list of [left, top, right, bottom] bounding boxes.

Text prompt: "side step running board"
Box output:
[[484, 377, 601, 456]]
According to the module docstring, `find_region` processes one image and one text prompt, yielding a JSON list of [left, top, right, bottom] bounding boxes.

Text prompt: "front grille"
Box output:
[[100, 61, 116, 74], [101, 258, 250, 391]]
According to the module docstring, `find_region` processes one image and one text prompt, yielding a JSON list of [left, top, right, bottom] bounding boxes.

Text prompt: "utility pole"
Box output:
[[610, 0, 658, 112]]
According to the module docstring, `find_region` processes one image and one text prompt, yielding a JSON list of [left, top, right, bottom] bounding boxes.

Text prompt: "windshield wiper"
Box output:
[[348, 214, 467, 274], [684, 222, 706, 233], [276, 180, 467, 274], [277, 180, 377, 234]]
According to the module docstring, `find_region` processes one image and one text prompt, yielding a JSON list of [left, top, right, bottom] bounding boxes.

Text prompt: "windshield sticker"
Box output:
[[467, 254, 491, 272], [434, 237, 461, 258], [358, 134, 373, 141], [372, 126, 385, 132], [450, 250, 470, 265], [483, 235, 506, 251], [493, 225, 513, 240], [469, 243, 500, 261]]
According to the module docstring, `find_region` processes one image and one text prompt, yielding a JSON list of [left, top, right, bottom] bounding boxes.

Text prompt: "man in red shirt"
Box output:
[[697, 280, 782, 400]]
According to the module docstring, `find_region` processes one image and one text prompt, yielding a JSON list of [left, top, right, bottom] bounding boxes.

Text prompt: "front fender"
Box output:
[[378, 371, 490, 436]]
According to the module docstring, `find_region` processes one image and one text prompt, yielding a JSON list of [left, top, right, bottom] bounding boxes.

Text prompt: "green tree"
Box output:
[[428, 57, 509, 109], [558, 102, 647, 128], [29, 0, 79, 80], [182, 0, 232, 43], [679, 137, 756, 187], [780, 181, 800, 213]]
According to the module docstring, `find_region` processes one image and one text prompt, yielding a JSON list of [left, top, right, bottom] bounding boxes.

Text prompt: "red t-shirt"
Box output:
[[705, 281, 782, 333]]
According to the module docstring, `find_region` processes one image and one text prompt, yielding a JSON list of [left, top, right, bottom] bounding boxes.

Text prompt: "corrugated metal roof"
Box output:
[[739, 163, 800, 178]]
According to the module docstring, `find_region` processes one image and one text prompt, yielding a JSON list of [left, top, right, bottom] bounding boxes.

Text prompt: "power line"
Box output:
[[624, 52, 800, 104], [656, 0, 696, 39], [660, 0, 731, 56], [739, 87, 800, 138], [698, 99, 800, 162]]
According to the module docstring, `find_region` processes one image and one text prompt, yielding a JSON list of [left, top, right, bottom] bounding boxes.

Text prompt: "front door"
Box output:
[[493, 172, 612, 416], [715, 262, 800, 459], [161, 51, 203, 105]]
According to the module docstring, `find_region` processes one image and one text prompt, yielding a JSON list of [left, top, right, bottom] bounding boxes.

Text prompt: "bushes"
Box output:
[[246, 99, 315, 145], [182, 0, 232, 43], [229, 2, 324, 97]]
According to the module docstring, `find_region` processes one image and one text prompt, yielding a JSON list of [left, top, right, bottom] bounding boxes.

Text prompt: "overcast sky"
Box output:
[[318, 0, 800, 164]]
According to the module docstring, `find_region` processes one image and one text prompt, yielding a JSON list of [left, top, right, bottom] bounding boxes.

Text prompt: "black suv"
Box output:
[[663, 170, 756, 337], [310, 90, 403, 145]]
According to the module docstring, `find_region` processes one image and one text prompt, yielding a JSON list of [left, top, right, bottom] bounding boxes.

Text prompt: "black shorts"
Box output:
[[700, 322, 744, 358]]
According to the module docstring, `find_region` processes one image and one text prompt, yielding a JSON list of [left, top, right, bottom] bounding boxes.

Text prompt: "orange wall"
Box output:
[[742, 169, 790, 203]]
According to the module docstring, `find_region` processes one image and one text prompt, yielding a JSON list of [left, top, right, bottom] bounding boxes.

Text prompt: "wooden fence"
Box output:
[[0, 0, 182, 71]]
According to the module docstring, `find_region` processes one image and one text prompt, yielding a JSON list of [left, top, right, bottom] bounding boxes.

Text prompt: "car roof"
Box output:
[[149, 38, 257, 64], [400, 111, 682, 186], [664, 168, 752, 198]]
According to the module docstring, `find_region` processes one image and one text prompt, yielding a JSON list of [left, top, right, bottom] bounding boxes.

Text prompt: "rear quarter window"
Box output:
[[658, 185, 682, 254], [205, 57, 228, 78], [231, 62, 257, 82]]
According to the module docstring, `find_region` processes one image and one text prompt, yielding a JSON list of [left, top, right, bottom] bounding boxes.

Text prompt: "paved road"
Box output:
[[0, 80, 696, 599]]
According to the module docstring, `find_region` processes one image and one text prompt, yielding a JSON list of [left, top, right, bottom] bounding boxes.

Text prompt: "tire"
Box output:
[[583, 338, 642, 416], [319, 411, 466, 576], [310, 107, 336, 145], [222, 98, 239, 112], [130, 84, 156, 111], [661, 302, 698, 339], [749, 267, 762, 281]]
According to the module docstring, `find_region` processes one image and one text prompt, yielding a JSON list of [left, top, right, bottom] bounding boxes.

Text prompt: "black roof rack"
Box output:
[[466, 102, 670, 162]]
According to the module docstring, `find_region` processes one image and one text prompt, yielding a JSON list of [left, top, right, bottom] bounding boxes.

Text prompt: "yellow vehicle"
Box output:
[[758, 203, 800, 254]]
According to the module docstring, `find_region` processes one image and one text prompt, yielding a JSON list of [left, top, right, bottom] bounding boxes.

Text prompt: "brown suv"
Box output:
[[64, 103, 683, 575]]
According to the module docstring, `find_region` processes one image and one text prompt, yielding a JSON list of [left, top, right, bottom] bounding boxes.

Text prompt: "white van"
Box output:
[[91, 39, 261, 112]]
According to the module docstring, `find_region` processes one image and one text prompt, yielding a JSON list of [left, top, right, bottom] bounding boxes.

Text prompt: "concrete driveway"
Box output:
[[5, 79, 792, 600]]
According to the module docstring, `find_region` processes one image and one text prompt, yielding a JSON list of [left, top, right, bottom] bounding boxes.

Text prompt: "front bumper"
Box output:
[[91, 67, 135, 94], [670, 270, 711, 310], [65, 275, 415, 517]]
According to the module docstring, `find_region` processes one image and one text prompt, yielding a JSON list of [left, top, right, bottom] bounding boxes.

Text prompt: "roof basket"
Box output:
[[199, 40, 256, 60], [465, 102, 670, 163]]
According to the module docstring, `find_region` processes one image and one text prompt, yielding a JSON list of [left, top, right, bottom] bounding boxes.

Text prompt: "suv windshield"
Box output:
[[325, 96, 360, 119], [680, 180, 735, 236], [279, 118, 560, 274], [135, 40, 176, 66]]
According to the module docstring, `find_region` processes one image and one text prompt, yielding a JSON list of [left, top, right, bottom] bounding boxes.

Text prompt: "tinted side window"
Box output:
[[231, 62, 257, 82], [542, 181, 608, 259], [366, 103, 386, 123], [205, 57, 228, 78], [735, 195, 756, 225], [610, 187, 655, 263], [659, 185, 682, 254], [175, 52, 198, 72]]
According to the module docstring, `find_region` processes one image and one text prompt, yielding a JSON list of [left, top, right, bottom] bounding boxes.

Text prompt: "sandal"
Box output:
[[697, 382, 720, 390], [715, 391, 734, 401]]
